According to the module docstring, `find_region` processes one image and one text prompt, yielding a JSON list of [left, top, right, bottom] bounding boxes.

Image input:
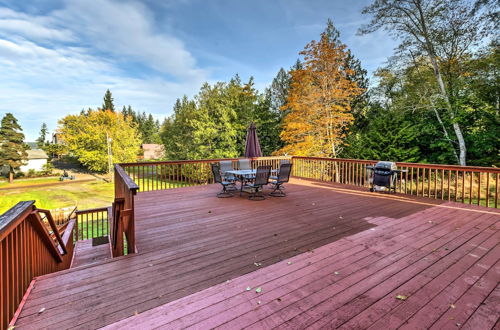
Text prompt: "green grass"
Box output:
[[0, 181, 115, 214]]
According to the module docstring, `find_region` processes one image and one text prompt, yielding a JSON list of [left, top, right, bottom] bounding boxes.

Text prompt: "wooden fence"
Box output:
[[0, 201, 75, 330]]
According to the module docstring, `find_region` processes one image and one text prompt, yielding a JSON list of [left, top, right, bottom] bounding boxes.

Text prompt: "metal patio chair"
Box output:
[[237, 158, 255, 183], [242, 165, 271, 200], [211, 164, 235, 198], [270, 159, 291, 181], [219, 160, 237, 190], [269, 163, 292, 197]]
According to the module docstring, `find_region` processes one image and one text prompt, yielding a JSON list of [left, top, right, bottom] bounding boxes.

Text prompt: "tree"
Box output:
[[59, 110, 141, 172], [360, 0, 491, 165], [102, 89, 115, 112], [36, 123, 48, 148], [0, 113, 28, 182], [278, 30, 363, 159]]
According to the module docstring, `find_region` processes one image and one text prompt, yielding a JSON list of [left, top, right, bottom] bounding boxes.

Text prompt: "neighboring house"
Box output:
[[141, 144, 165, 160], [20, 149, 49, 172], [52, 131, 64, 144]]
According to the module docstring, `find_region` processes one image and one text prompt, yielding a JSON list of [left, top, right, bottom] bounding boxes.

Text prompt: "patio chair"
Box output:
[[219, 160, 237, 190], [242, 165, 271, 200], [270, 159, 292, 181], [269, 163, 292, 197], [236, 158, 255, 182], [211, 164, 235, 198]]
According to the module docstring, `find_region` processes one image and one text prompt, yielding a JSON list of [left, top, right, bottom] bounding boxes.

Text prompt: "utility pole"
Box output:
[[106, 132, 113, 182]]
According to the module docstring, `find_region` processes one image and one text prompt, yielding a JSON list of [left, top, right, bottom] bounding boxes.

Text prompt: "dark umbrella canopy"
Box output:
[[244, 122, 263, 157]]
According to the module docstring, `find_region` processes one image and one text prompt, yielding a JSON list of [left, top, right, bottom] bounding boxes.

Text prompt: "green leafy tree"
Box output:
[[59, 110, 141, 172], [0, 113, 28, 182], [360, 0, 492, 165], [102, 89, 115, 112], [36, 122, 48, 148]]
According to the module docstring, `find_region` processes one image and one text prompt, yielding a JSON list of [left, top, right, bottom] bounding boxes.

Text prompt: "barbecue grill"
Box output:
[[366, 161, 406, 193]]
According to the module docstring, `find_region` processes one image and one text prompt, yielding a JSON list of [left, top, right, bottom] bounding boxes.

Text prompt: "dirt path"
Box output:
[[0, 178, 98, 191]]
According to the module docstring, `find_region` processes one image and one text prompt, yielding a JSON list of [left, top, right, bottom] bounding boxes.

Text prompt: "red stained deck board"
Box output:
[[71, 238, 111, 268], [14, 179, 500, 329], [340, 231, 500, 329]]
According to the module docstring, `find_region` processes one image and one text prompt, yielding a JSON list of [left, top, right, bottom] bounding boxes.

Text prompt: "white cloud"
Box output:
[[0, 1, 208, 140], [52, 0, 208, 82]]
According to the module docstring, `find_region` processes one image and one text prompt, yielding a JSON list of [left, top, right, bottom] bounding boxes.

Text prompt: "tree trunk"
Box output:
[[9, 170, 13, 183], [416, 1, 467, 165]]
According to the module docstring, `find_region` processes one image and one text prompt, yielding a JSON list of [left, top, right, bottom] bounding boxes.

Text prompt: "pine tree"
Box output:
[[36, 123, 48, 148], [102, 89, 115, 112], [0, 113, 28, 182]]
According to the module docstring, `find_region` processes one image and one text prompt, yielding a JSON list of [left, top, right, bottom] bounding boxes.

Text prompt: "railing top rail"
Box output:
[[0, 200, 35, 239], [291, 156, 500, 173], [118, 156, 291, 167], [115, 164, 139, 191], [75, 206, 110, 214]]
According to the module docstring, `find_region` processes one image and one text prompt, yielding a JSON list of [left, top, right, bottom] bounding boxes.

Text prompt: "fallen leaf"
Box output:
[[254, 262, 262, 267], [134, 310, 138, 316], [287, 261, 292, 265], [246, 286, 251, 291], [148, 263, 154, 267], [38, 307, 45, 314], [255, 287, 262, 293], [257, 300, 261, 304], [396, 295, 408, 301], [339, 216, 343, 219], [450, 304, 456, 309], [456, 323, 461, 326], [334, 271, 339, 275]]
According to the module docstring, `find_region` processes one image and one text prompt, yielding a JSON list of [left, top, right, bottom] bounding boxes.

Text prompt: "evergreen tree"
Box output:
[[0, 113, 28, 182], [102, 89, 115, 112], [36, 123, 48, 148]]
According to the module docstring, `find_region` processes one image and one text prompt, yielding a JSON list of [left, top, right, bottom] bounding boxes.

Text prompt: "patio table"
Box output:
[[225, 169, 277, 195]]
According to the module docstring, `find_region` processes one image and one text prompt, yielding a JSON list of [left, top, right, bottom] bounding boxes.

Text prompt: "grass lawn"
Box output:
[[0, 181, 114, 214]]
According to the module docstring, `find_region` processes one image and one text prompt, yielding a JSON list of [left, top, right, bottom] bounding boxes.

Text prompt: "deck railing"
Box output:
[[0, 201, 75, 330], [111, 164, 139, 257], [120, 156, 498, 208], [119, 156, 292, 192], [74, 207, 110, 241], [292, 157, 499, 208]]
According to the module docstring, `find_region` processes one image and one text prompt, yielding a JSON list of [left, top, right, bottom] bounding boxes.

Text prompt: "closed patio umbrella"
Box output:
[[244, 122, 262, 157]]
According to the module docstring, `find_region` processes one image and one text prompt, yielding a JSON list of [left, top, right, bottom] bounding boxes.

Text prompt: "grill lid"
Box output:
[[375, 161, 397, 171]]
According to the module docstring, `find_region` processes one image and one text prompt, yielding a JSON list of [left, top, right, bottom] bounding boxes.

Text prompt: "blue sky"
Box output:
[[0, 0, 397, 141]]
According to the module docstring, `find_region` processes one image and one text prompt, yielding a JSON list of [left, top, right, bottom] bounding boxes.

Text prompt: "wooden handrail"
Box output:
[[37, 209, 68, 255], [0, 202, 75, 330]]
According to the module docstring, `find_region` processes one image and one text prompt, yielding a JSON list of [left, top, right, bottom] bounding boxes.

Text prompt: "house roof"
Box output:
[[141, 144, 163, 151], [26, 149, 49, 159]]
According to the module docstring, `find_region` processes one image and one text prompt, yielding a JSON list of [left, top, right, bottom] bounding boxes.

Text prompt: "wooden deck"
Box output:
[[14, 178, 500, 329]]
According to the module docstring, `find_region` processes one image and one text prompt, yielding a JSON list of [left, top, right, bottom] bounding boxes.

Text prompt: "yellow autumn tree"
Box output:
[[278, 32, 364, 158]]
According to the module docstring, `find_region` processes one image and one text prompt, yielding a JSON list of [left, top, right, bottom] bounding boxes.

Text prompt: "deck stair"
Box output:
[[71, 236, 112, 268]]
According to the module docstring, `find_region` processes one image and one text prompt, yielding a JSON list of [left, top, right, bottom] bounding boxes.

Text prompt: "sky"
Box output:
[[0, 0, 398, 141]]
